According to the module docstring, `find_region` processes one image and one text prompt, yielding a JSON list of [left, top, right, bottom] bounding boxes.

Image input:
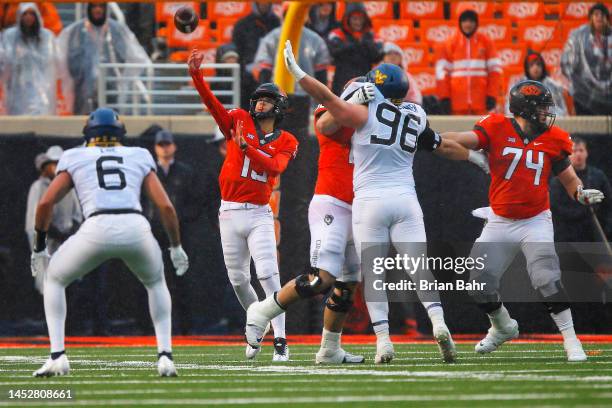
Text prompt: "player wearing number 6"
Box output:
[[443, 80, 605, 362], [245, 41, 489, 365], [188, 49, 297, 361], [31, 108, 188, 377]]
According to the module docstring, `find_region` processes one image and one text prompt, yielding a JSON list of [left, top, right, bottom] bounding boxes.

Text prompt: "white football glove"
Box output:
[[283, 40, 306, 81], [576, 185, 605, 205], [468, 150, 490, 174], [31, 250, 50, 278], [170, 245, 189, 276], [347, 83, 376, 105]]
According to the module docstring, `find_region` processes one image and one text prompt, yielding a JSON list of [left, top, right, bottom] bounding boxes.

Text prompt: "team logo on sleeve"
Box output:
[[324, 214, 334, 225]]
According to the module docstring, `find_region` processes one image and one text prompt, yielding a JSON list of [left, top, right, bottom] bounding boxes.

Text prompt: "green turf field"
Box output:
[[0, 343, 610, 407]]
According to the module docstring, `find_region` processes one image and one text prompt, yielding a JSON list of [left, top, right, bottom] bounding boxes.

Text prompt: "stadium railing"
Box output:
[[97, 62, 241, 115]]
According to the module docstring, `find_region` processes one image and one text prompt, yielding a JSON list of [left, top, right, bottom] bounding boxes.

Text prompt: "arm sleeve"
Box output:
[[417, 126, 442, 152], [243, 139, 298, 177], [191, 68, 233, 139]]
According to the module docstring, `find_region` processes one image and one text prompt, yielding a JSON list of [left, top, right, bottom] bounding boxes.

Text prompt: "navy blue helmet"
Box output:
[[365, 63, 409, 103], [83, 108, 126, 144]]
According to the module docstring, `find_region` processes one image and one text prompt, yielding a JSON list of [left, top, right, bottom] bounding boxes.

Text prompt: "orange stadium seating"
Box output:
[[216, 18, 236, 43], [450, 1, 497, 19], [479, 19, 513, 43], [400, 1, 444, 20], [517, 20, 562, 48], [410, 67, 437, 96], [501, 2, 545, 22], [206, 1, 251, 21], [561, 2, 598, 19], [496, 43, 527, 70], [336, 1, 394, 21], [420, 19, 457, 45], [372, 20, 415, 43], [396, 43, 431, 68]]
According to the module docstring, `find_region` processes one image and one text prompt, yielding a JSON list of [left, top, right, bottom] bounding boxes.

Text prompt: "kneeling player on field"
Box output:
[[31, 108, 189, 377], [443, 80, 605, 361]]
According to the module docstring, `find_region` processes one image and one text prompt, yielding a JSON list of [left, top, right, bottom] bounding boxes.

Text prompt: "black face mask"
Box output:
[[87, 4, 107, 27], [19, 11, 40, 39]]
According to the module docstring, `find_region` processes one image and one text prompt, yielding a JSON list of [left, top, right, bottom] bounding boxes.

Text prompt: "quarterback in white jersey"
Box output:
[[244, 41, 489, 364], [30, 108, 189, 377]]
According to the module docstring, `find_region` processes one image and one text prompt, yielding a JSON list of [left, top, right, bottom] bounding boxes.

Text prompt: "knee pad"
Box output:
[[295, 267, 323, 298], [325, 281, 354, 313], [540, 281, 570, 314]]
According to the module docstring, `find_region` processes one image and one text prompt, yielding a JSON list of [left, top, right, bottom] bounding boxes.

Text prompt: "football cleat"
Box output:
[[245, 322, 271, 360], [375, 339, 395, 364], [475, 319, 519, 354], [272, 337, 290, 362], [33, 354, 70, 377], [315, 347, 365, 364], [245, 303, 271, 349], [433, 325, 458, 363], [564, 337, 587, 362], [157, 355, 178, 377]]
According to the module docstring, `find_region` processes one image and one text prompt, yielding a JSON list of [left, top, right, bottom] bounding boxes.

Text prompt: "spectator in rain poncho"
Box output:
[[57, 2, 150, 114], [0, 3, 58, 115], [505, 50, 569, 117], [561, 3, 612, 115]]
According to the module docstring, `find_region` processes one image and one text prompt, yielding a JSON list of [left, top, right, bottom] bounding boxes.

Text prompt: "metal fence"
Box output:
[[97, 62, 241, 115]]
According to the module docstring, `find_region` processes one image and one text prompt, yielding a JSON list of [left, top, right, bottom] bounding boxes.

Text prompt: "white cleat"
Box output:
[[272, 337, 290, 362], [433, 325, 457, 363], [245, 302, 270, 350], [157, 355, 178, 377], [375, 339, 395, 364], [475, 319, 519, 354], [564, 337, 587, 362], [316, 347, 365, 364], [245, 322, 271, 360], [33, 354, 70, 377]]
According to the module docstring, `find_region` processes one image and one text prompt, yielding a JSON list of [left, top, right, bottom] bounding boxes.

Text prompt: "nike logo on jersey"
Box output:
[[507, 137, 516, 142], [269, 146, 275, 150], [247, 133, 255, 140], [533, 142, 543, 146]]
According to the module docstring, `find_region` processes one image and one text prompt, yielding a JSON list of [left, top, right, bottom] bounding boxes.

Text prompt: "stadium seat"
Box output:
[[496, 43, 527, 70], [479, 19, 513, 43], [336, 1, 394, 21], [166, 20, 211, 49], [420, 20, 457, 45], [517, 20, 562, 48], [169, 42, 217, 72], [206, 1, 250, 21], [156, 2, 198, 23], [396, 43, 431, 68], [501, 2, 545, 22], [216, 18, 236, 43], [373, 20, 415, 43], [410, 67, 437, 96], [450, 1, 496, 20], [364, 1, 395, 20], [400, 1, 444, 20], [538, 42, 565, 75], [560, 2, 599, 20]]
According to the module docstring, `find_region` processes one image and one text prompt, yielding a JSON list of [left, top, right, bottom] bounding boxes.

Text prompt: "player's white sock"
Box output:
[[321, 328, 341, 351], [551, 308, 577, 341], [43, 278, 67, 353], [257, 294, 285, 320], [373, 321, 390, 342], [259, 275, 285, 338], [366, 301, 389, 326], [488, 304, 513, 329], [231, 281, 259, 311], [423, 302, 445, 327], [146, 280, 173, 353]]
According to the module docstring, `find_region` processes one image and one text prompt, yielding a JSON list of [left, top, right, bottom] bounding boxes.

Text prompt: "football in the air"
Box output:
[[174, 6, 199, 34]]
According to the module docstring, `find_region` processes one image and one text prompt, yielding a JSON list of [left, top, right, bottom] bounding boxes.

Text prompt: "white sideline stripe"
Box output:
[[0, 393, 605, 406]]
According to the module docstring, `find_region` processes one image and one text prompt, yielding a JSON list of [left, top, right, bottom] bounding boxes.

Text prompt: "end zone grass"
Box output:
[[0, 342, 610, 407]]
